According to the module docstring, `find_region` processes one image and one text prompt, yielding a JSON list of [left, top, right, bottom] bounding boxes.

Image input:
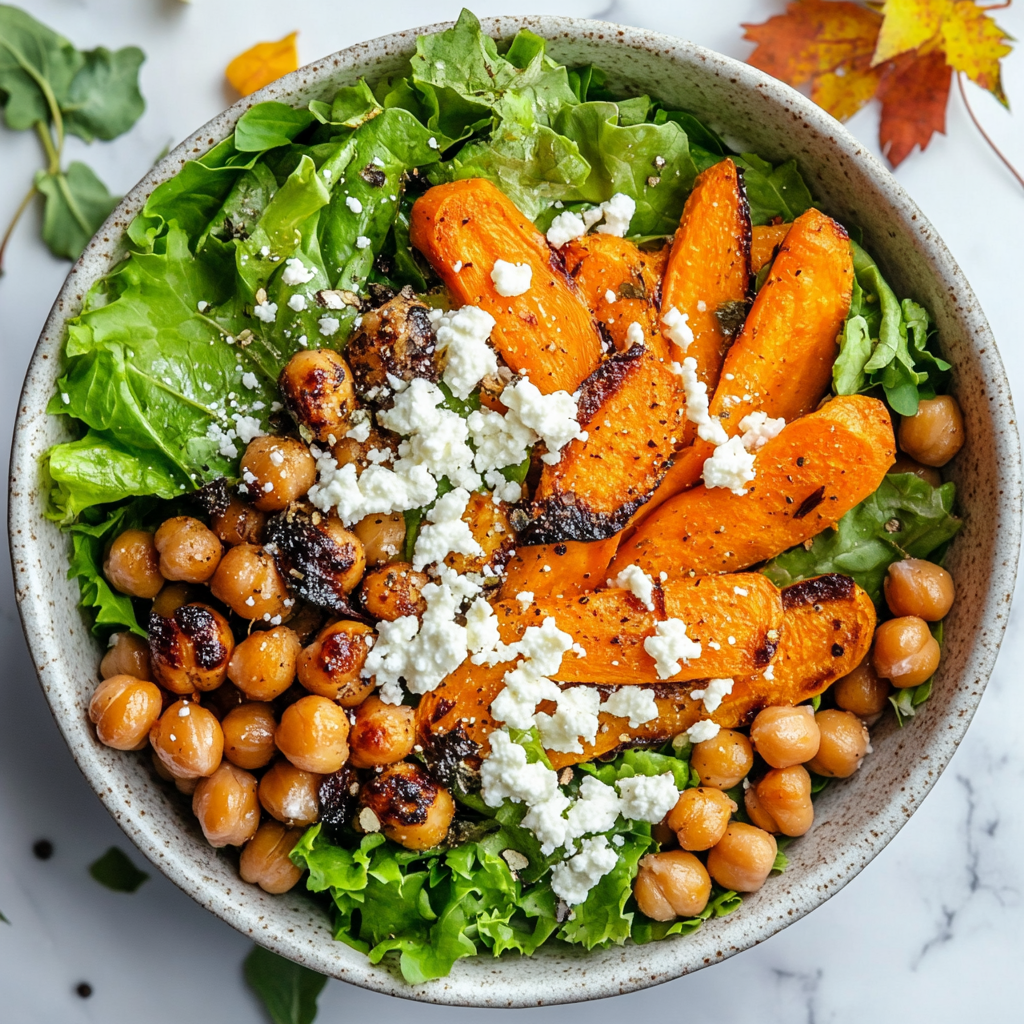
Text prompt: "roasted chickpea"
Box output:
[[353, 512, 407, 567], [103, 529, 163, 599], [884, 559, 955, 621], [240, 436, 317, 513], [89, 675, 162, 750], [753, 765, 814, 837], [359, 762, 454, 850], [210, 543, 292, 621], [358, 563, 428, 622], [318, 519, 366, 593], [634, 850, 711, 920], [348, 696, 416, 768], [151, 582, 201, 618], [706, 822, 778, 893], [100, 632, 152, 681], [258, 761, 321, 826], [444, 490, 514, 576], [872, 615, 940, 688], [228, 626, 300, 701], [175, 775, 200, 796], [212, 496, 266, 546], [285, 602, 326, 645], [898, 395, 964, 467], [278, 348, 356, 443], [222, 703, 278, 769], [666, 787, 736, 851], [691, 729, 754, 790], [240, 821, 305, 893], [154, 517, 223, 583], [149, 602, 235, 694], [275, 695, 350, 774], [889, 454, 943, 488], [150, 700, 224, 778], [750, 705, 820, 769], [331, 426, 398, 475], [807, 709, 871, 778], [151, 749, 175, 781], [834, 659, 892, 718], [743, 785, 780, 833], [192, 762, 260, 848], [298, 621, 375, 704]]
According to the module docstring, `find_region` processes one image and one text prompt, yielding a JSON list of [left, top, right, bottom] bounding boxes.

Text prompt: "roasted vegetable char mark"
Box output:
[[149, 602, 234, 694]]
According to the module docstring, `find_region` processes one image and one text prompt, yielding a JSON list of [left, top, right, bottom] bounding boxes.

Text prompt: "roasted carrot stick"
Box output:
[[750, 222, 792, 273], [499, 536, 622, 601]]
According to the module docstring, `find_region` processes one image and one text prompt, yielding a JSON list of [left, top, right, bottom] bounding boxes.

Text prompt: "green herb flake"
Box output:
[[243, 945, 328, 1024], [88, 846, 149, 893]]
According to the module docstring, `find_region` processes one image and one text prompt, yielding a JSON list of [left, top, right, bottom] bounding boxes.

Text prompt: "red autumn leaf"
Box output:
[[876, 47, 953, 166]]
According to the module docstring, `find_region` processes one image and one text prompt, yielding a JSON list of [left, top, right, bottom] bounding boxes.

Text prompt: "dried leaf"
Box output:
[[226, 32, 298, 97], [877, 47, 952, 166], [941, 0, 1012, 106], [871, 0, 947, 66]]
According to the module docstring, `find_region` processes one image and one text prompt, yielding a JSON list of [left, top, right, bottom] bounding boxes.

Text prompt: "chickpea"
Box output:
[[89, 675, 162, 750], [210, 543, 292, 621], [151, 582, 201, 618], [872, 615, 940, 688], [331, 427, 397, 475], [348, 696, 416, 768], [359, 762, 454, 850], [258, 761, 321, 826], [298, 620, 375, 704], [884, 559, 955, 621], [222, 703, 278, 769], [691, 729, 754, 790], [706, 822, 778, 893], [275, 695, 350, 774], [149, 602, 234, 694], [834, 659, 892, 718], [192, 762, 260, 848], [100, 632, 152, 681], [240, 820, 305, 893], [285, 602, 326, 645], [240, 436, 317, 513], [150, 700, 224, 779], [666, 787, 736, 851], [754, 765, 814, 837], [353, 512, 407, 567], [154, 517, 223, 583], [743, 785, 780, 833], [202, 680, 246, 721], [444, 490, 514, 576], [151, 749, 175, 781], [212, 496, 266, 547], [359, 563, 428, 622], [317, 519, 366, 594], [750, 705, 820, 769], [175, 775, 200, 796], [898, 395, 964, 467], [889, 454, 942, 488], [228, 626, 300, 701], [278, 348, 356, 443], [634, 850, 711, 920], [807, 709, 871, 778], [103, 529, 163, 599]]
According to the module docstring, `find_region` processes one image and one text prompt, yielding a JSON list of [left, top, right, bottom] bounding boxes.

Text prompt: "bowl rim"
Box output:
[[9, 13, 1022, 1007]]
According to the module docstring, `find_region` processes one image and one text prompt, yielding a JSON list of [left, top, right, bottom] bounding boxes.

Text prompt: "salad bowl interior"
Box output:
[[9, 14, 1021, 1007]]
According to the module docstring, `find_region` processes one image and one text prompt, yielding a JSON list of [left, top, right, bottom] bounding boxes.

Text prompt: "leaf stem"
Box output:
[[957, 72, 1024, 192], [34, 120, 60, 175], [0, 182, 39, 275]]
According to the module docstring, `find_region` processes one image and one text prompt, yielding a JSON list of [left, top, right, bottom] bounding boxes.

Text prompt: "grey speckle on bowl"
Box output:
[[7, 15, 1021, 1008]]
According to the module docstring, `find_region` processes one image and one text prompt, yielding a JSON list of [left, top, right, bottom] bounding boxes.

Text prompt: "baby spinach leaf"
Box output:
[[35, 161, 118, 259], [89, 846, 149, 892], [244, 945, 327, 1024], [762, 473, 962, 606], [235, 101, 315, 152], [735, 152, 814, 224]]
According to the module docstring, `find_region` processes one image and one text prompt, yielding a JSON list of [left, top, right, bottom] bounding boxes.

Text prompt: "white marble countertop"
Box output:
[[2, 1, 1022, 1020]]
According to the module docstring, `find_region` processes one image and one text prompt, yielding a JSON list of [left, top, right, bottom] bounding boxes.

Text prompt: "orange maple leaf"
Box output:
[[226, 32, 299, 97], [743, 0, 1013, 168]]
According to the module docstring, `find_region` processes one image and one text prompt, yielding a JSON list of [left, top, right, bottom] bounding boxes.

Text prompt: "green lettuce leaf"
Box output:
[[243, 945, 327, 1024], [762, 473, 962, 605], [234, 101, 314, 152]]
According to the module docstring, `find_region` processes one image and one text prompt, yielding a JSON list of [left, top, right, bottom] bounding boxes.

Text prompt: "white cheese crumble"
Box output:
[[701, 435, 755, 494], [355, 235, 371, 249], [550, 835, 619, 904], [241, 372, 258, 390], [344, 409, 372, 443], [546, 210, 587, 248], [687, 719, 721, 743], [281, 258, 316, 286], [429, 305, 498, 400], [345, 196, 363, 214], [534, 685, 602, 754], [593, 193, 636, 237], [500, 378, 587, 464], [411, 487, 483, 570], [490, 259, 533, 297], [604, 289, 617, 304], [689, 677, 734, 714], [661, 306, 694, 352], [671, 357, 728, 446], [738, 410, 786, 450], [253, 301, 278, 323], [644, 618, 702, 679], [616, 773, 680, 823], [601, 687, 659, 727], [625, 321, 645, 349], [318, 315, 340, 337], [288, 294, 307, 312], [607, 565, 656, 611]]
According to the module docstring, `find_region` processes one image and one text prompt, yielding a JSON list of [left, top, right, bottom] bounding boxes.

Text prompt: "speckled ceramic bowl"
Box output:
[[9, 15, 1021, 1007]]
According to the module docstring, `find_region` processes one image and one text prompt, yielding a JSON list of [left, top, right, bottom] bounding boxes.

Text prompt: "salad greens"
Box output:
[[0, 4, 145, 265], [244, 945, 327, 1024], [88, 846, 149, 893]]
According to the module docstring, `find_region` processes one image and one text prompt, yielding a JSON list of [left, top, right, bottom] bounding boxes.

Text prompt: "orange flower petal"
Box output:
[[226, 32, 299, 97]]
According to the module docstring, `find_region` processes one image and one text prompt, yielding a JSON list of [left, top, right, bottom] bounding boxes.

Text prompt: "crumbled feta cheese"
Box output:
[[607, 565, 656, 611], [644, 618, 702, 679], [516, 591, 534, 609], [206, 421, 238, 459], [490, 259, 532, 297], [661, 306, 694, 352], [355, 235, 371, 249], [427, 136, 439, 150], [738, 410, 786, 451], [318, 316, 340, 337], [241, 372, 259, 390], [625, 321, 645, 349], [412, 487, 484, 570], [500, 377, 586, 464], [617, 773, 679, 822], [565, 776, 621, 836], [601, 687, 659, 727], [671, 357, 728, 446], [345, 196, 363, 214], [687, 719, 721, 743], [453, 261, 463, 273], [546, 210, 587, 248], [535, 685, 602, 754], [358, 807, 381, 833], [483, 469, 522, 503], [550, 835, 618, 905], [689, 677, 733, 714], [429, 305, 498, 399], [288, 294, 307, 312], [282, 258, 316, 286], [344, 409, 372, 443], [604, 289, 617, 304], [593, 193, 636, 237], [253, 301, 278, 323], [232, 414, 265, 444], [702, 435, 755, 494]]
